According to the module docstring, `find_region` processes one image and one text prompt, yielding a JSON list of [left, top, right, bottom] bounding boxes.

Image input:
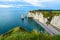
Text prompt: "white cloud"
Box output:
[[0, 0, 22, 2], [0, 5, 13, 8], [23, 0, 54, 7], [40, 0, 60, 3], [23, 0, 60, 7], [0, 4, 26, 8], [23, 0, 41, 6], [40, 0, 54, 2], [0, 0, 60, 8], [9, 0, 20, 1], [0, 4, 31, 8], [0, 0, 41, 7]]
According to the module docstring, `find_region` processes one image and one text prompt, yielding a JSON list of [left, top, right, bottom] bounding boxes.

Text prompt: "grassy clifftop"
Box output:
[[29, 10, 60, 18], [0, 26, 60, 40], [29, 10, 60, 24]]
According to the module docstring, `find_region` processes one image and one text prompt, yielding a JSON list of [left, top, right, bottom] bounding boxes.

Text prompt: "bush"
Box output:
[[0, 27, 60, 40]]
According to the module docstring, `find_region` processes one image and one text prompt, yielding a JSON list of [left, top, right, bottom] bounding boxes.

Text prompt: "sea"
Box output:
[[0, 8, 45, 34]]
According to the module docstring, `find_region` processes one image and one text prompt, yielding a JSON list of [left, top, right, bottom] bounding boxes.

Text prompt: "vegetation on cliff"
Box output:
[[0, 26, 60, 40], [29, 10, 60, 24], [30, 10, 60, 18]]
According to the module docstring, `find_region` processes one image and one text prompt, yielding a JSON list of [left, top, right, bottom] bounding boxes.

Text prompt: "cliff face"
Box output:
[[51, 15, 60, 29], [28, 12, 34, 17], [28, 11, 60, 29], [28, 12, 47, 24]]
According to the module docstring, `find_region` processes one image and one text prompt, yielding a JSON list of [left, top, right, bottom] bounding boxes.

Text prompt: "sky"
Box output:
[[0, 0, 60, 9]]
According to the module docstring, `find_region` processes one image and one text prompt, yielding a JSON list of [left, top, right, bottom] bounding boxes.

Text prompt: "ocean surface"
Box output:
[[0, 8, 45, 34]]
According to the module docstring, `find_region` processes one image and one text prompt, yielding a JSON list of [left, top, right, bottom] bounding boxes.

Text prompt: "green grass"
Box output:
[[0, 26, 60, 40], [29, 10, 60, 24], [30, 10, 60, 18]]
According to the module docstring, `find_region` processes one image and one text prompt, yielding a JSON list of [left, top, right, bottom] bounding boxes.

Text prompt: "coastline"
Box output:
[[27, 10, 60, 35], [33, 18, 60, 35]]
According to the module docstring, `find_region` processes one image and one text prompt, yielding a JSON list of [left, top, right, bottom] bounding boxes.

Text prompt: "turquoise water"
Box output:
[[0, 8, 45, 34]]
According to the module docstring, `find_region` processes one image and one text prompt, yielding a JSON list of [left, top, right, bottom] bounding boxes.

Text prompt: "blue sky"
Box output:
[[0, 0, 60, 9]]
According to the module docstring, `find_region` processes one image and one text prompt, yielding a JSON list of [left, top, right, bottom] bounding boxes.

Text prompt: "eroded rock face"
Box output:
[[28, 11, 60, 29], [28, 12, 47, 24], [27, 12, 34, 17], [38, 13, 47, 24], [51, 15, 60, 29]]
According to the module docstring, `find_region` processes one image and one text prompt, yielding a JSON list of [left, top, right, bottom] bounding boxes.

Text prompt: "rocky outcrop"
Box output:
[[51, 15, 60, 29], [27, 12, 34, 17], [28, 11, 60, 29], [28, 11, 47, 24]]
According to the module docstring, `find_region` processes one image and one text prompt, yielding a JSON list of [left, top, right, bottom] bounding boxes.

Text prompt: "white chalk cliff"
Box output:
[[28, 12, 47, 24], [28, 11, 60, 29], [51, 15, 60, 29]]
